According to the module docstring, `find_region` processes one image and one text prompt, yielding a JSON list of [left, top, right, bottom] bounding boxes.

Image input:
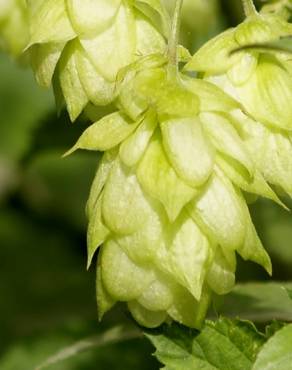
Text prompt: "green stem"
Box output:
[[167, 0, 184, 74], [242, 0, 257, 17], [36, 326, 142, 370]]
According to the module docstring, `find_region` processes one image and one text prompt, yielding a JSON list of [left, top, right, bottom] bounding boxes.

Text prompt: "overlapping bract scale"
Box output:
[[70, 64, 272, 328], [26, 0, 168, 121], [185, 11, 292, 199]]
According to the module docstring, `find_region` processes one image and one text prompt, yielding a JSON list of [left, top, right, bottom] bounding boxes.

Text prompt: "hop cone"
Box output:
[[185, 7, 292, 197], [67, 61, 273, 328], [0, 0, 28, 57], [26, 0, 168, 121]]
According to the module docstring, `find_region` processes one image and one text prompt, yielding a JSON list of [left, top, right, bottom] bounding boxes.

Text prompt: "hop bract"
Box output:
[[0, 0, 28, 57], [26, 0, 168, 121], [185, 9, 292, 197], [67, 61, 273, 328]]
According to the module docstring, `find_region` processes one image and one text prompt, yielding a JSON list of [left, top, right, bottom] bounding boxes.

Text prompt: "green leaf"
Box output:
[[218, 282, 292, 322], [253, 324, 292, 370], [285, 288, 292, 301], [148, 318, 265, 370]]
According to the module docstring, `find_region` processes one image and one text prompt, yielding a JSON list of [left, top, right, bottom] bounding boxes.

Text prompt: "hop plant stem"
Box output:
[[242, 0, 258, 17], [167, 0, 184, 76]]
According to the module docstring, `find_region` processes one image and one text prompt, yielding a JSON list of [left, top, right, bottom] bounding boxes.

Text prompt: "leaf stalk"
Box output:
[[242, 0, 258, 17], [167, 0, 184, 75]]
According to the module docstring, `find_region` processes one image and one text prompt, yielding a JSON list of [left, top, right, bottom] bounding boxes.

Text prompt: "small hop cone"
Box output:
[[185, 8, 292, 197], [69, 64, 272, 328], [26, 0, 168, 121], [0, 0, 28, 57]]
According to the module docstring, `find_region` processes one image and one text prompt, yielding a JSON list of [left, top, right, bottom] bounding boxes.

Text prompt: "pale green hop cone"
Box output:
[[185, 1, 292, 197], [0, 0, 28, 57], [26, 0, 168, 121], [67, 63, 272, 329]]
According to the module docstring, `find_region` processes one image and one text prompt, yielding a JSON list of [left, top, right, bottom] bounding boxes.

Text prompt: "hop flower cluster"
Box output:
[[0, 0, 28, 57], [67, 56, 274, 328], [186, 8, 292, 198], [26, 0, 168, 121], [24, 0, 292, 329]]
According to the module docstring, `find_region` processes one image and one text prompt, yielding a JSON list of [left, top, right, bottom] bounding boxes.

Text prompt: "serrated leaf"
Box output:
[[148, 318, 265, 370], [253, 324, 292, 370]]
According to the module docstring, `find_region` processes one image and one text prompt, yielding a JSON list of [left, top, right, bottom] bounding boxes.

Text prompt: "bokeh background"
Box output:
[[1, 1, 292, 369]]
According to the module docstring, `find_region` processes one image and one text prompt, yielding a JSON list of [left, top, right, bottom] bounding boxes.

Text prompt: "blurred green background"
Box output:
[[1, 1, 292, 369]]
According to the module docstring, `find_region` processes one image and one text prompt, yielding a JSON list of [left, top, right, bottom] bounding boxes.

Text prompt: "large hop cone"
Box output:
[[185, 9, 292, 197], [26, 0, 168, 121], [68, 61, 273, 328], [0, 0, 28, 57]]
